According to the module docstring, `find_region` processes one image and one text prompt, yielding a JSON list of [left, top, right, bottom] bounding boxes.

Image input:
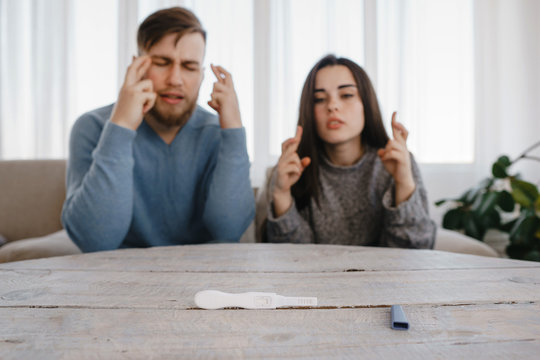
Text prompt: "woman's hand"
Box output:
[[272, 126, 311, 217], [377, 112, 416, 206]]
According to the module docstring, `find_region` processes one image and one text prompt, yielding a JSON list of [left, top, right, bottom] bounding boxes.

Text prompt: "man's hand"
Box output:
[[110, 56, 156, 130], [207, 64, 242, 129], [377, 112, 416, 206], [272, 126, 311, 217]]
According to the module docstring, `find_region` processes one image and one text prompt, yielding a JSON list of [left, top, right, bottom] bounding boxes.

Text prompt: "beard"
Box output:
[[145, 95, 198, 129]]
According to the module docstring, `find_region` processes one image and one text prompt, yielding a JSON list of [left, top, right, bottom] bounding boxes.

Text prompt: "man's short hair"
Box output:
[[137, 7, 206, 53]]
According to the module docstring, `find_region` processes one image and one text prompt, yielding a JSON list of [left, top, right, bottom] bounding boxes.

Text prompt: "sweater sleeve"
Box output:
[[262, 168, 314, 243], [379, 156, 437, 249], [202, 127, 255, 241], [61, 116, 136, 252]]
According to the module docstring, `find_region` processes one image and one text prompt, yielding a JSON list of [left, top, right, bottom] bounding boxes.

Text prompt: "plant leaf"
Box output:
[[500, 219, 517, 232], [476, 191, 499, 217], [478, 177, 494, 190], [442, 209, 463, 230], [464, 216, 483, 240], [497, 155, 511, 167], [510, 215, 540, 246], [482, 209, 501, 229], [524, 250, 540, 262], [459, 189, 475, 204], [511, 179, 539, 208], [509, 213, 527, 240], [458, 178, 493, 204], [492, 162, 508, 178], [497, 190, 515, 212], [506, 244, 528, 260], [471, 192, 484, 212], [435, 199, 450, 206], [458, 189, 469, 203]]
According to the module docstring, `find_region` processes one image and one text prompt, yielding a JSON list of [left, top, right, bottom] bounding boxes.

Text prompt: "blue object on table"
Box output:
[[391, 305, 409, 330]]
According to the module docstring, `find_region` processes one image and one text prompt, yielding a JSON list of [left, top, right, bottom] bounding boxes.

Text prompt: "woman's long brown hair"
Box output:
[[292, 55, 390, 210]]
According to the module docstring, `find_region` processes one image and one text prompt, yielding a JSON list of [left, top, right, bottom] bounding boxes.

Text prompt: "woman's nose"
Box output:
[[327, 98, 339, 112]]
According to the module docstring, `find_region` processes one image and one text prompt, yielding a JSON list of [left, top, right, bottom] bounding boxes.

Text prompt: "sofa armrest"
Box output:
[[0, 159, 66, 242], [434, 228, 499, 257]]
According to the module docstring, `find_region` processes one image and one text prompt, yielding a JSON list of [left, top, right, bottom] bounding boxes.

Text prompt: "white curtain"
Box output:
[[1, 0, 539, 223], [0, 0, 118, 159], [0, 0, 73, 159], [377, 0, 475, 164], [425, 0, 540, 222]]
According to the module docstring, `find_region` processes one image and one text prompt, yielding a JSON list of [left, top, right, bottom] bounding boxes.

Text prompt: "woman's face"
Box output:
[[313, 65, 365, 148]]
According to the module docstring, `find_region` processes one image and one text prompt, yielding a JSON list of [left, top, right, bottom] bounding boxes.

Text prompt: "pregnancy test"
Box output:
[[194, 290, 318, 310]]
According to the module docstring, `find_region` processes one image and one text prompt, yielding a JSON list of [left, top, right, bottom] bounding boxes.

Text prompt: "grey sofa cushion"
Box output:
[[434, 228, 498, 257], [0, 230, 81, 263]]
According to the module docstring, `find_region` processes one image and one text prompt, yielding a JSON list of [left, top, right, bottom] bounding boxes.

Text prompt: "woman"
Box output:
[[256, 54, 436, 247]]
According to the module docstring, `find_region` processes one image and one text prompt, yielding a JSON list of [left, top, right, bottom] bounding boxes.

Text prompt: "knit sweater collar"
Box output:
[[320, 145, 375, 173]]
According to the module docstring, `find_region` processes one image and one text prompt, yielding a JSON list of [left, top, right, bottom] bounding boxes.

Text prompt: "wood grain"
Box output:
[[0, 267, 539, 309], [1, 303, 539, 359], [1, 244, 537, 273], [1, 244, 539, 359]]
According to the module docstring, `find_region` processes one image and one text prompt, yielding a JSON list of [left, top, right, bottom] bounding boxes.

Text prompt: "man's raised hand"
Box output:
[[207, 64, 242, 129], [110, 56, 157, 130]]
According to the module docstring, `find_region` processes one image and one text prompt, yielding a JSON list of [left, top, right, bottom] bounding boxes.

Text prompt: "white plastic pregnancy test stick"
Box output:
[[194, 290, 318, 310]]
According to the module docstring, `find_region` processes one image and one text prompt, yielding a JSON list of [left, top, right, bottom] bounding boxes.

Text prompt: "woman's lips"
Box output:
[[327, 118, 344, 130]]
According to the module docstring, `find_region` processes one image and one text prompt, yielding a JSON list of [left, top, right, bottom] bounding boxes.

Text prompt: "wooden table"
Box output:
[[1, 244, 539, 359]]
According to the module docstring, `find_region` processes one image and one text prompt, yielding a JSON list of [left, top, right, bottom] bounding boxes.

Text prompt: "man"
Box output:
[[62, 7, 254, 252]]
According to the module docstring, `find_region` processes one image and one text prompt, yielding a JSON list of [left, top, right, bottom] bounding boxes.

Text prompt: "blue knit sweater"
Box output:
[[62, 104, 254, 252]]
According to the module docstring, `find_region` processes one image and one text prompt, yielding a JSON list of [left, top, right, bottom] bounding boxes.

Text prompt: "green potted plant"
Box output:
[[436, 141, 540, 261]]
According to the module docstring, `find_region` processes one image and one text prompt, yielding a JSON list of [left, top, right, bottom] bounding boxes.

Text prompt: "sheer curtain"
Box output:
[[0, 0, 73, 159], [377, 0, 474, 164], [0, 0, 118, 159]]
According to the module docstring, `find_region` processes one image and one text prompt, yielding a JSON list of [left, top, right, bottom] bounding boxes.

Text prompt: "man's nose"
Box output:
[[167, 65, 184, 86]]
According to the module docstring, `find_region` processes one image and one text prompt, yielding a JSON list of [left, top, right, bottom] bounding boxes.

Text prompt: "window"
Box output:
[[377, 0, 474, 163], [0, 0, 474, 173]]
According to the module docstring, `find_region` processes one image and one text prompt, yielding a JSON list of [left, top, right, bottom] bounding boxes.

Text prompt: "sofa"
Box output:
[[0, 160, 498, 263]]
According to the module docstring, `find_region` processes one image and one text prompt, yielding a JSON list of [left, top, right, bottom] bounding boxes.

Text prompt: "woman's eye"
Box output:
[[314, 98, 325, 104], [342, 93, 354, 99]]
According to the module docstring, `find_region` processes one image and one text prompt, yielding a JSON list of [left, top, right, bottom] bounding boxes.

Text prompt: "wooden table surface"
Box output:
[[1, 243, 539, 359]]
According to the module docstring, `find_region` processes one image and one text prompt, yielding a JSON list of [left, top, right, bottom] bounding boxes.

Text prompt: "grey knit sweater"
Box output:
[[257, 146, 436, 248]]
